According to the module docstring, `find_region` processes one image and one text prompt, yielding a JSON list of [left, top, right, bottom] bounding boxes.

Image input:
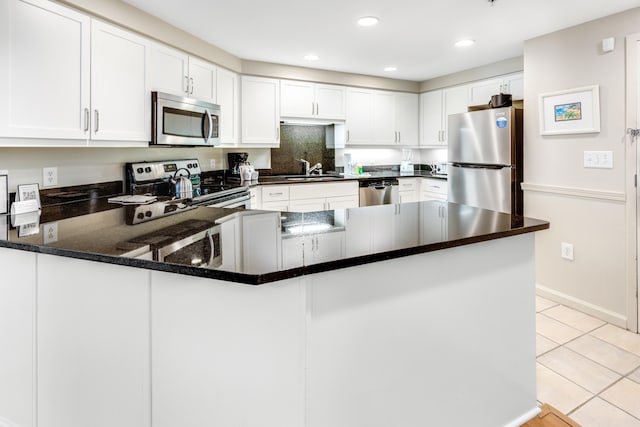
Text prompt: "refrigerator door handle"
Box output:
[[450, 163, 511, 170]]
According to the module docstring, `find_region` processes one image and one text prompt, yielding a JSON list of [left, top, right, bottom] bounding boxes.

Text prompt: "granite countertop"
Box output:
[[241, 170, 448, 186], [0, 196, 548, 285]]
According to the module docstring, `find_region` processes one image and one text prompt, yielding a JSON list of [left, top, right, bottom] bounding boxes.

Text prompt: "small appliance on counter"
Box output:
[[227, 152, 258, 182], [400, 149, 414, 174]]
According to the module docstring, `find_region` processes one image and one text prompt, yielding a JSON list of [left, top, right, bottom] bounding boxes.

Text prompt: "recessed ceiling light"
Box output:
[[304, 54, 319, 61], [357, 16, 379, 27], [384, 66, 397, 72], [454, 39, 475, 48]]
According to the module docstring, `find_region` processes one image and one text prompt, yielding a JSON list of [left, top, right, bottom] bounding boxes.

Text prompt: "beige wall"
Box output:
[[523, 7, 640, 328]]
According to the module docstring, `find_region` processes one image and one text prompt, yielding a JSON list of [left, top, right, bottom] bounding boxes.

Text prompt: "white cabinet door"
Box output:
[[420, 201, 448, 244], [91, 20, 149, 142], [216, 67, 240, 146], [241, 76, 280, 146], [315, 84, 346, 119], [0, 0, 90, 140], [420, 178, 447, 201], [310, 231, 345, 264], [370, 204, 396, 252], [282, 236, 305, 269], [148, 43, 189, 95], [395, 203, 419, 248], [372, 91, 396, 145], [280, 80, 315, 118], [395, 92, 419, 146], [241, 212, 281, 273], [289, 198, 326, 213], [281, 81, 346, 120], [345, 88, 373, 144], [443, 85, 469, 144], [468, 77, 503, 107], [37, 254, 150, 427], [505, 73, 524, 100], [419, 90, 444, 146], [0, 248, 36, 427], [188, 56, 216, 102], [326, 195, 359, 210]]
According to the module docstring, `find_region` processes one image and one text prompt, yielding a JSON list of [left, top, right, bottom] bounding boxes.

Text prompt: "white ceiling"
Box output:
[[122, 0, 639, 81]]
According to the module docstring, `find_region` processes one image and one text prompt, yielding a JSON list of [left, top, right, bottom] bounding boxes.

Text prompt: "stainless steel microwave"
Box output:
[[151, 92, 220, 146]]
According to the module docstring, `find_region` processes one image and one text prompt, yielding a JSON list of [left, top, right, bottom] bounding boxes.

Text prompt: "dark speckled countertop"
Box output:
[[0, 191, 548, 284]]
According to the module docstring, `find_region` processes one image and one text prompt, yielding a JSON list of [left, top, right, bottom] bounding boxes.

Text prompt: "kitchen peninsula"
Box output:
[[0, 199, 548, 427]]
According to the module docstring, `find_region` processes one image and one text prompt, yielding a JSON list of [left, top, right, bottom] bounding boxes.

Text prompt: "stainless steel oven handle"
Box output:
[[204, 109, 213, 144]]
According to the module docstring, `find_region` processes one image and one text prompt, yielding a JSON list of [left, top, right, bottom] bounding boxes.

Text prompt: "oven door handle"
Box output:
[[203, 109, 213, 144]]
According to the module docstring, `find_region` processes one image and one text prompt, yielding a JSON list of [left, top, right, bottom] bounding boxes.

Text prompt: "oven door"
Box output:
[[157, 225, 222, 268], [152, 92, 220, 146], [204, 192, 251, 209]]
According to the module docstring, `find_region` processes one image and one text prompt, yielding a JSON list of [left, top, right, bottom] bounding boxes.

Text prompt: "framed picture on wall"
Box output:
[[539, 85, 601, 135]]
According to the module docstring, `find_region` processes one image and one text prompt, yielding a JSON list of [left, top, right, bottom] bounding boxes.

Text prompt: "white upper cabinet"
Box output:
[[90, 19, 149, 143], [346, 89, 418, 146], [420, 85, 469, 147], [241, 76, 280, 146], [468, 72, 524, 106], [216, 67, 240, 146], [280, 80, 346, 120], [394, 92, 419, 146], [148, 43, 217, 103], [0, 0, 91, 140], [345, 88, 374, 144]]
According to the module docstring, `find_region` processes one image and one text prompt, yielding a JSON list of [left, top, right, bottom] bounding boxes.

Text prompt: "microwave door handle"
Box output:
[[203, 109, 213, 144]]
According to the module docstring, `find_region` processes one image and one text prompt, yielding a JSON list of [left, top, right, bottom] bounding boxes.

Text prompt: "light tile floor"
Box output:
[[536, 296, 640, 426]]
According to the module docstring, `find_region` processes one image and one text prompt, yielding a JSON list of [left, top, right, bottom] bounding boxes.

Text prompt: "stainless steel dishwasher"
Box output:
[[359, 178, 399, 206]]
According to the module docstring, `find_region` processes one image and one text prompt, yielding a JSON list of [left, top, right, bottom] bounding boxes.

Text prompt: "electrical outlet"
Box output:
[[584, 151, 613, 169], [210, 159, 216, 169], [43, 222, 58, 244], [561, 242, 574, 261], [43, 167, 58, 187]]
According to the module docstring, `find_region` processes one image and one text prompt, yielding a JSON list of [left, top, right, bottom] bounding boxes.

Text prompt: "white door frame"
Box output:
[[626, 33, 640, 333]]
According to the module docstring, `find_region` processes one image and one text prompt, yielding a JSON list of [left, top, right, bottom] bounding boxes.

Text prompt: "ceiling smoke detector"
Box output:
[[488, 0, 496, 4]]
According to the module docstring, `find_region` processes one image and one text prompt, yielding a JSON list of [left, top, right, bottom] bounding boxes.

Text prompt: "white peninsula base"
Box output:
[[0, 233, 539, 427]]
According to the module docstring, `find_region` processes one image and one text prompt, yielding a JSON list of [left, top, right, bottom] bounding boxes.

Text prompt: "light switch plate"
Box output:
[[584, 151, 613, 169]]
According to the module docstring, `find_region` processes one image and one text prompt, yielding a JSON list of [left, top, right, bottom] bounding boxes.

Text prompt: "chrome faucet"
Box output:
[[298, 159, 323, 175]]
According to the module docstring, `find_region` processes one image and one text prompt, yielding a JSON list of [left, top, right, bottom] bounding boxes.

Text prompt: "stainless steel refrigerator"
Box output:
[[447, 107, 523, 215]]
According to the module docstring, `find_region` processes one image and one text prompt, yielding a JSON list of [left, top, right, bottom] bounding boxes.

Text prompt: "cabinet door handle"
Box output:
[[84, 108, 89, 132], [311, 102, 315, 115], [276, 127, 280, 140], [398, 131, 401, 143], [316, 103, 319, 116], [94, 110, 99, 133], [184, 76, 189, 93], [346, 130, 350, 142], [190, 77, 194, 95]]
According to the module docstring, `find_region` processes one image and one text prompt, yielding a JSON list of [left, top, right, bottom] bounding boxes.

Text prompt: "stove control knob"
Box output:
[[145, 210, 152, 217], [136, 168, 144, 174], [192, 162, 198, 169], [144, 167, 152, 173], [137, 212, 144, 220]]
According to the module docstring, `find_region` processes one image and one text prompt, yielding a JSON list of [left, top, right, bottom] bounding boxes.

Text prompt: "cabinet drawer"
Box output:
[[261, 185, 290, 202], [397, 178, 418, 192], [421, 178, 447, 195], [289, 181, 357, 200]]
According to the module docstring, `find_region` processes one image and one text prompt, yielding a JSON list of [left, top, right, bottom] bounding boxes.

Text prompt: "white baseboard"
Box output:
[[536, 284, 628, 328], [503, 406, 541, 427]]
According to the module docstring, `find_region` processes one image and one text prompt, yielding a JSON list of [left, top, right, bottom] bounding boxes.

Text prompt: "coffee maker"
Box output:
[[227, 152, 249, 177]]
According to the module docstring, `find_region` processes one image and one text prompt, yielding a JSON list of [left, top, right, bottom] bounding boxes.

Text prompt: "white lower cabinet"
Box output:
[[343, 204, 413, 256], [0, 248, 36, 427], [420, 201, 448, 244], [282, 231, 345, 269], [397, 177, 419, 204], [420, 178, 448, 201], [260, 182, 358, 213], [37, 254, 151, 427], [151, 271, 305, 427]]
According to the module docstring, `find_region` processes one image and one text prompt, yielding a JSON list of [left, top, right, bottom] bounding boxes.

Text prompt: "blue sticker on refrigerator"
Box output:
[[496, 117, 508, 128]]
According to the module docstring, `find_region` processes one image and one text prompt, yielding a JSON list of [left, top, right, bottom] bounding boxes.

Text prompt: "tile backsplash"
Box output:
[[270, 125, 335, 174]]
